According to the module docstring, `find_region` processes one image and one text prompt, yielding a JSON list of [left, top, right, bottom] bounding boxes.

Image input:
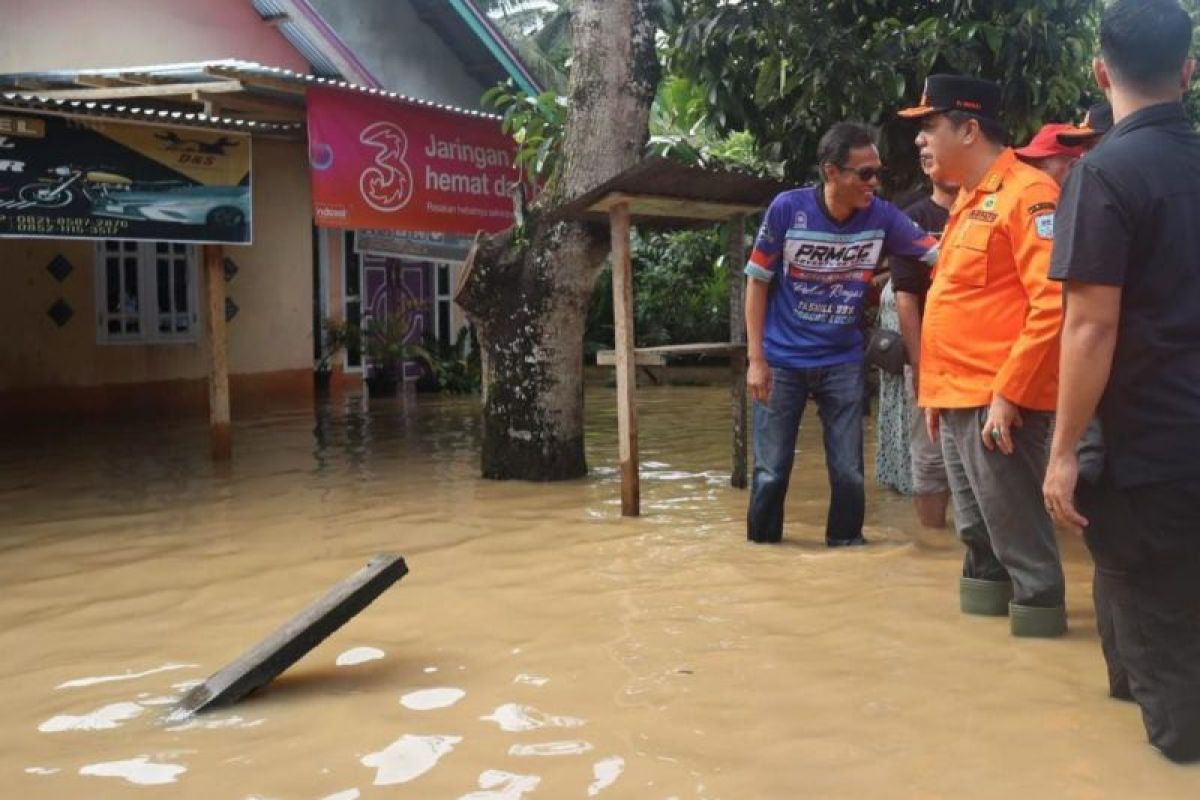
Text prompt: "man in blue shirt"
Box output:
[[745, 123, 938, 545]]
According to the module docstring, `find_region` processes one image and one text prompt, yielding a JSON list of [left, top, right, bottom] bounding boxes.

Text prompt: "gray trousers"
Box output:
[[939, 408, 1065, 607]]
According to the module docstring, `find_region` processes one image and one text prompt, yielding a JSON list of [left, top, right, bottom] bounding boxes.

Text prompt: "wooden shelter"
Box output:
[[555, 158, 789, 517]]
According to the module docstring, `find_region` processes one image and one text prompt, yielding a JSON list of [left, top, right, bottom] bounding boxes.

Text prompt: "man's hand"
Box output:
[[925, 407, 940, 444], [748, 358, 772, 404], [981, 394, 1024, 455], [1044, 451, 1089, 532]]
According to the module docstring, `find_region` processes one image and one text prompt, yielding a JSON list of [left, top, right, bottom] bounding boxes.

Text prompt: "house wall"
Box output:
[[308, 0, 492, 110], [0, 138, 315, 418], [0, 0, 308, 73]]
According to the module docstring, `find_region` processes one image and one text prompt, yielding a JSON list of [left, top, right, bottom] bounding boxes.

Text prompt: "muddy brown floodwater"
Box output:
[[1, 385, 1197, 799]]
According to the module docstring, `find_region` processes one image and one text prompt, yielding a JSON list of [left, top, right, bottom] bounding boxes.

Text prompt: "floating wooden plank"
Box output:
[[728, 215, 749, 490], [610, 202, 640, 518], [177, 554, 408, 716]]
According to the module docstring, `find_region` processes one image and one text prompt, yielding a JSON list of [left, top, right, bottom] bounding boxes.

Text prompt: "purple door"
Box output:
[[363, 255, 432, 381]]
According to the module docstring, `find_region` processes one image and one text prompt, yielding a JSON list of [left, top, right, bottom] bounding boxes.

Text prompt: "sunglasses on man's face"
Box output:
[[837, 164, 887, 182]]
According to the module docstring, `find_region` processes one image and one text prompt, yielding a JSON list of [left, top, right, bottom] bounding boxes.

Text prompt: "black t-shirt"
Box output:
[[1050, 102, 1200, 488], [890, 196, 950, 299]]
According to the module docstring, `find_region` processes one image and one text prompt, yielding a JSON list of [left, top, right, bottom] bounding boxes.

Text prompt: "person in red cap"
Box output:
[[1015, 124, 1086, 186], [1057, 101, 1115, 151]]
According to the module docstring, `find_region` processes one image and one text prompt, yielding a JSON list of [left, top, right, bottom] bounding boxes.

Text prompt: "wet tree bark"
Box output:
[[457, 0, 659, 481]]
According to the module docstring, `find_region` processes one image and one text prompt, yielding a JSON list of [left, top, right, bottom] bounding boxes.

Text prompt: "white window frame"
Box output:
[[342, 230, 364, 372], [432, 261, 455, 348], [94, 240, 200, 345]]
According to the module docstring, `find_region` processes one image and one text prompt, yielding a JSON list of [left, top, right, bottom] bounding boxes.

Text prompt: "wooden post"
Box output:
[[610, 203, 639, 517], [728, 215, 749, 489], [204, 244, 232, 460]]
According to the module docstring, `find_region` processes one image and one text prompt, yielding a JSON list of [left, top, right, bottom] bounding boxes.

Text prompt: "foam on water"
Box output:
[[336, 647, 385, 667], [513, 674, 549, 687], [56, 663, 197, 690], [458, 769, 542, 799], [588, 756, 626, 796], [166, 715, 265, 732], [362, 734, 462, 785], [39, 702, 144, 733], [479, 703, 585, 733], [79, 756, 186, 785], [320, 790, 361, 800], [400, 687, 466, 711], [508, 740, 593, 757]]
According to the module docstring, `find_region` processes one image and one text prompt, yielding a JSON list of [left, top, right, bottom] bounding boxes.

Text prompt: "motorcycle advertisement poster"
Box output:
[[0, 110, 251, 244]]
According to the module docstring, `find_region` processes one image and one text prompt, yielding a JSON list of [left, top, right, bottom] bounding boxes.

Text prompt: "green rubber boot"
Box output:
[[1009, 603, 1068, 638], [960, 577, 1014, 616]]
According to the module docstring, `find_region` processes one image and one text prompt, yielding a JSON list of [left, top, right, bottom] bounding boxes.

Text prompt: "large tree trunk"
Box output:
[[458, 0, 659, 481]]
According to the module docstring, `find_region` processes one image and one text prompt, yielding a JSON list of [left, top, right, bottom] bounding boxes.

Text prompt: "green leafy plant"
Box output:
[[424, 326, 482, 394], [669, 0, 1104, 191], [317, 317, 360, 375], [587, 227, 734, 352], [362, 314, 434, 378], [482, 80, 569, 184]]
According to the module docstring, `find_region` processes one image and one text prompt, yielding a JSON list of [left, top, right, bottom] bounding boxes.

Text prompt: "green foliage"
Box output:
[[483, 80, 569, 184], [317, 317, 359, 374], [362, 314, 434, 377], [647, 76, 783, 175], [1186, 0, 1200, 124], [423, 326, 483, 394], [586, 228, 733, 351], [669, 0, 1103, 189]]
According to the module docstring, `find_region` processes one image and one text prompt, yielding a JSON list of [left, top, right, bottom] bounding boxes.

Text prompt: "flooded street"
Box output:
[[1, 385, 1196, 799]]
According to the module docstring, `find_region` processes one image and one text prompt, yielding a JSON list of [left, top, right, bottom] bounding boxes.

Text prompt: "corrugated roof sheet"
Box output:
[[552, 158, 789, 230], [0, 60, 502, 124], [0, 92, 302, 134]]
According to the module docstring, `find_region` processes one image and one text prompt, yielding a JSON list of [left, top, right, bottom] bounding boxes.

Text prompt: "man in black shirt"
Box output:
[[1044, 0, 1200, 763], [890, 161, 957, 528]]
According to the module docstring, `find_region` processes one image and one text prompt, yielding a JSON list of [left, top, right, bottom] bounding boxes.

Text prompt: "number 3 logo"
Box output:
[[358, 122, 414, 212]]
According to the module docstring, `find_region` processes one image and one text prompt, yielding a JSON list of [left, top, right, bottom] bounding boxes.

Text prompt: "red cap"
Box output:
[[1016, 124, 1086, 160]]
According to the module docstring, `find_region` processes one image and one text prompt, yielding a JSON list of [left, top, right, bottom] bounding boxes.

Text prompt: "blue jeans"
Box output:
[[747, 362, 866, 544]]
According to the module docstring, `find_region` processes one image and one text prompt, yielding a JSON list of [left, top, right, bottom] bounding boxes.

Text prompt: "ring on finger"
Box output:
[[990, 428, 1003, 441]]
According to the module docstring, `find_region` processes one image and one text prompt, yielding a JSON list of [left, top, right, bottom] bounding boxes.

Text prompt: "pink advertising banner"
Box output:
[[306, 86, 524, 235]]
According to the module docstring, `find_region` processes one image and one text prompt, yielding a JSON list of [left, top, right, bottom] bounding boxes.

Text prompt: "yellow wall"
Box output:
[[227, 140, 314, 377], [0, 138, 314, 415]]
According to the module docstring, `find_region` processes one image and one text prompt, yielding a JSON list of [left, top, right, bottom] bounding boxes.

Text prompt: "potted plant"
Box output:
[[362, 313, 433, 397], [421, 325, 482, 394], [315, 317, 360, 394]]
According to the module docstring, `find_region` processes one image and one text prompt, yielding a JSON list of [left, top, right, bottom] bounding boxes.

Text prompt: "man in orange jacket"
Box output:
[[898, 76, 1067, 637]]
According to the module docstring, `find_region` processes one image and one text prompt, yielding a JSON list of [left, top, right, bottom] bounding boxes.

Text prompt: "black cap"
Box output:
[[898, 75, 1003, 121], [1057, 102, 1114, 145]]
